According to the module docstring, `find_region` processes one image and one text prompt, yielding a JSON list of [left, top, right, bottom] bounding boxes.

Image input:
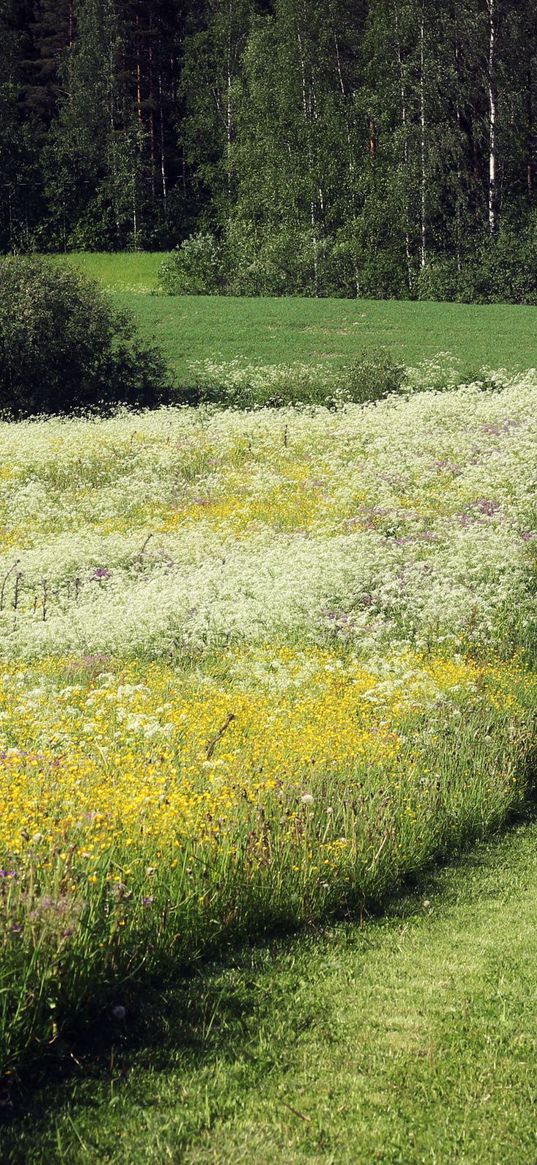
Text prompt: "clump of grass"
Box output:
[[185, 351, 404, 408]]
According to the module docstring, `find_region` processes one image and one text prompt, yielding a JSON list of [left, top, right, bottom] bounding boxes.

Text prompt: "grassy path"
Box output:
[[4, 820, 537, 1164]]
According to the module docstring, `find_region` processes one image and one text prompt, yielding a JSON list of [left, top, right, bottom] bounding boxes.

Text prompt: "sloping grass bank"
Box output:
[[52, 252, 166, 294], [4, 818, 537, 1164]]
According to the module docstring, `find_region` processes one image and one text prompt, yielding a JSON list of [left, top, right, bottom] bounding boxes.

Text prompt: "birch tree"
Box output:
[[180, 0, 255, 229], [486, 0, 497, 234], [229, 0, 362, 294]]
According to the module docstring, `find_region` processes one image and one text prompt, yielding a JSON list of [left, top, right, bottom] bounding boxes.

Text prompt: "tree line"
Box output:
[[2, 0, 537, 298]]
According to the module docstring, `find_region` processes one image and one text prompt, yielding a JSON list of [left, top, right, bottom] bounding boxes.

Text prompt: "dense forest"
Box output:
[[2, 0, 537, 297]]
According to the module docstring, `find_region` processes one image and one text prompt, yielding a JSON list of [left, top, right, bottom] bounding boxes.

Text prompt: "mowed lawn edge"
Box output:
[[4, 817, 537, 1164]]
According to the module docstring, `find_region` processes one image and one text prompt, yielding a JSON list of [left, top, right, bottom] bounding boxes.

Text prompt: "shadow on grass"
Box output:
[[3, 798, 537, 1163]]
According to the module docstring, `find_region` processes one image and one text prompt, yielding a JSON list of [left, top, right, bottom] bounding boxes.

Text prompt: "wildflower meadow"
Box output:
[[2, 376, 537, 1075]]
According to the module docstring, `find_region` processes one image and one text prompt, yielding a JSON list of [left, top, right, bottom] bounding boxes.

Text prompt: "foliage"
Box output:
[[186, 351, 404, 408], [159, 233, 227, 295], [187, 358, 335, 406], [339, 352, 405, 403], [156, 218, 537, 308], [0, 257, 169, 416], [417, 232, 537, 305], [3, 2, 537, 299]]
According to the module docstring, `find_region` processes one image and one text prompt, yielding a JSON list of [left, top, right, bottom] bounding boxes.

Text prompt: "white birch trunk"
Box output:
[[158, 73, 167, 206], [419, 6, 427, 269], [455, 36, 462, 270], [132, 177, 138, 249], [107, 12, 120, 241], [226, 1, 233, 205], [297, 22, 318, 296], [487, 0, 497, 234], [333, 26, 360, 295], [395, 4, 413, 289]]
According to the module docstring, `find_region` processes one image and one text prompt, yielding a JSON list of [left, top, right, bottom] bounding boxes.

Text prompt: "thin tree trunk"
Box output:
[[149, 10, 156, 199], [527, 63, 534, 203], [132, 176, 139, 249], [297, 21, 318, 296], [395, 3, 413, 290], [7, 186, 13, 252], [135, 13, 143, 132], [419, 4, 427, 269], [487, 0, 497, 234], [454, 34, 462, 270], [108, 21, 120, 243], [333, 23, 360, 296], [159, 72, 167, 207], [225, 0, 234, 206], [333, 27, 345, 97]]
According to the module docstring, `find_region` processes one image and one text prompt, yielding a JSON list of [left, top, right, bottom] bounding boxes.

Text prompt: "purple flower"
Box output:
[[459, 499, 501, 526], [0, 870, 16, 878], [434, 459, 462, 475], [91, 567, 111, 581], [475, 499, 500, 517], [480, 418, 518, 436]]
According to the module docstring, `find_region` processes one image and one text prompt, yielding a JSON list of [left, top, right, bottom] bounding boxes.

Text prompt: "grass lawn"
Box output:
[[4, 818, 537, 1164], [57, 252, 537, 384], [119, 294, 537, 387], [53, 252, 167, 294]]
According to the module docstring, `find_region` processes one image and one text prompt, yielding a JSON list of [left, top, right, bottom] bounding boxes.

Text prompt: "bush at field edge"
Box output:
[[0, 257, 170, 417]]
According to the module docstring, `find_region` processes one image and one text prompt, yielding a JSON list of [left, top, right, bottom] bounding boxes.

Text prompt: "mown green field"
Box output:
[[58, 251, 537, 383]]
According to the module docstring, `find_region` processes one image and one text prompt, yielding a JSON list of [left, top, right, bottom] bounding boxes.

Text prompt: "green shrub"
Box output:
[[415, 256, 464, 303], [159, 232, 227, 295], [341, 352, 405, 404], [228, 224, 329, 298], [0, 257, 169, 416]]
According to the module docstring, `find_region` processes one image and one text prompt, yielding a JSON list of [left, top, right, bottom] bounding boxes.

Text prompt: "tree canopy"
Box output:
[[2, 0, 537, 297]]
